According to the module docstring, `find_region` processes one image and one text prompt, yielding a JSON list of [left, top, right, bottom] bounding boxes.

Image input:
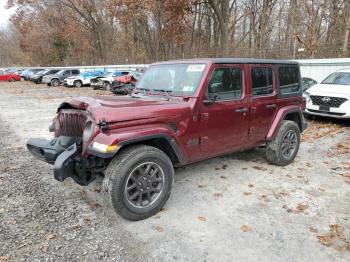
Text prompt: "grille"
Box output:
[[54, 109, 87, 137], [310, 95, 347, 108]]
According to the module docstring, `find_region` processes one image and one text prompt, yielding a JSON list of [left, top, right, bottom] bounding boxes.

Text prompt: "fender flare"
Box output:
[[266, 106, 305, 140], [87, 132, 186, 165]]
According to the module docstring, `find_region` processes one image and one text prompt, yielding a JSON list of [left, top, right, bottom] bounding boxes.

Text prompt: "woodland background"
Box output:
[[0, 0, 350, 66]]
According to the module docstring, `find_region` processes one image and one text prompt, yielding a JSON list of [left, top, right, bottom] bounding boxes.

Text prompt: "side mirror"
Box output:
[[203, 95, 217, 106]]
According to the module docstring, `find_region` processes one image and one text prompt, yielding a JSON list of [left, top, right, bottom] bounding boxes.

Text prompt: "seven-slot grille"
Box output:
[[310, 95, 347, 108], [54, 109, 87, 137]]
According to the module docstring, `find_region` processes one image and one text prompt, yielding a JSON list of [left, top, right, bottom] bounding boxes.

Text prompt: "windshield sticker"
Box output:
[[182, 86, 194, 92], [186, 64, 205, 72]]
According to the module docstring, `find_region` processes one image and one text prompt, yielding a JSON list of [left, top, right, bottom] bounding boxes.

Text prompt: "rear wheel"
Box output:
[[9, 77, 15, 82], [74, 80, 82, 88], [51, 79, 60, 87], [104, 82, 111, 91], [265, 120, 300, 166], [103, 145, 174, 221]]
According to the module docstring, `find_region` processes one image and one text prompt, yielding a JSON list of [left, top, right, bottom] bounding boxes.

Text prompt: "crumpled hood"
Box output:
[[58, 96, 192, 124], [308, 84, 350, 97]]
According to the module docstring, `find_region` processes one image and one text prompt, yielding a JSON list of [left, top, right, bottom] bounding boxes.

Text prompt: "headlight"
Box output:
[[49, 117, 58, 132], [303, 92, 310, 102], [91, 142, 118, 153]]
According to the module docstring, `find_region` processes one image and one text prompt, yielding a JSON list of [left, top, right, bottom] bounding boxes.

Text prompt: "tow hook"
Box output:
[[98, 118, 109, 131]]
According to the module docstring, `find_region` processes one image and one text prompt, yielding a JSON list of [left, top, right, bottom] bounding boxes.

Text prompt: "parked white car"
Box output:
[[63, 71, 103, 87], [304, 69, 350, 119]]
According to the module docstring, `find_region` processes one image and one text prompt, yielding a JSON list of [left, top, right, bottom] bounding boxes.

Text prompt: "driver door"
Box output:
[[198, 65, 249, 158]]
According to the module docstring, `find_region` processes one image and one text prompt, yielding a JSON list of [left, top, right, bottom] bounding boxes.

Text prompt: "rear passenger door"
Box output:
[[248, 65, 278, 143]]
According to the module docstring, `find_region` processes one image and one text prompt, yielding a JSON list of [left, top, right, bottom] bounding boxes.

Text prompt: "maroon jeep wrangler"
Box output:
[[27, 58, 307, 220]]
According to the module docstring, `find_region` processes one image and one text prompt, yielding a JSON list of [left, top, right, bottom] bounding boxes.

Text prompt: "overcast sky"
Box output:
[[0, 0, 15, 28]]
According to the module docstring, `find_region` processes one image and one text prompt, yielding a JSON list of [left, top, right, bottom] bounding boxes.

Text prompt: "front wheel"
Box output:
[[104, 82, 111, 91], [74, 80, 82, 88], [51, 79, 60, 87], [103, 145, 174, 221], [265, 120, 300, 166]]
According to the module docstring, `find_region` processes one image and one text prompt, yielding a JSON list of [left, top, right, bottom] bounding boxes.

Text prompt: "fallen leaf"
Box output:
[[197, 216, 207, 222], [253, 166, 267, 171], [0, 256, 10, 261], [154, 215, 161, 219], [71, 224, 81, 230], [243, 192, 252, 196], [213, 192, 223, 197], [46, 233, 56, 240], [220, 176, 227, 179], [317, 235, 333, 246], [295, 203, 308, 212], [241, 224, 250, 232], [198, 184, 207, 188], [155, 225, 164, 232], [92, 187, 101, 193], [8, 219, 16, 225], [41, 243, 49, 253], [89, 202, 102, 209], [309, 227, 319, 233], [160, 207, 167, 212], [222, 164, 228, 170], [84, 218, 92, 225], [248, 184, 254, 188]]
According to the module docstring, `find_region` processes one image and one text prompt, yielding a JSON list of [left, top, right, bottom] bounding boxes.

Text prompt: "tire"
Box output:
[[9, 78, 15, 82], [104, 82, 111, 91], [103, 145, 174, 221], [51, 79, 60, 87], [74, 80, 82, 88], [265, 120, 300, 166]]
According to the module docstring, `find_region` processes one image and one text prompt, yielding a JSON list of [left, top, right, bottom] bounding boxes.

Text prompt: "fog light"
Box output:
[[91, 142, 118, 153]]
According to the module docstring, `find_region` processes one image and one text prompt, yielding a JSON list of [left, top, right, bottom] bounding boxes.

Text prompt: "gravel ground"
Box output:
[[0, 81, 349, 262]]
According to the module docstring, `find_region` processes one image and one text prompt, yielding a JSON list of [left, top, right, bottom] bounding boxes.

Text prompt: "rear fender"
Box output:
[[266, 106, 304, 140], [86, 124, 187, 165]]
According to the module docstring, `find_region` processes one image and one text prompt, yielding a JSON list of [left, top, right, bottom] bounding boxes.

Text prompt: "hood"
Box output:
[[92, 76, 110, 81], [58, 96, 193, 124], [308, 84, 350, 97]]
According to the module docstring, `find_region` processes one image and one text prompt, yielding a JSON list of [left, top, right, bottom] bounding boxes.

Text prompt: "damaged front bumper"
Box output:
[[27, 137, 96, 186]]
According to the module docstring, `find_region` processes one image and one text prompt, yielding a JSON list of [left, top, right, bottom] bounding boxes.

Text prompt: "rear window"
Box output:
[[251, 67, 273, 96], [278, 66, 300, 95]]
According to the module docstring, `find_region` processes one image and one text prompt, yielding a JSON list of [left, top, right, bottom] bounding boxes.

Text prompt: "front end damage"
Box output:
[[26, 108, 109, 186]]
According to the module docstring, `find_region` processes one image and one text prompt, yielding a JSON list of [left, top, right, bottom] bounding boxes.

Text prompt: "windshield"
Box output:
[[102, 72, 112, 77], [38, 70, 49, 75], [322, 72, 350, 85], [136, 63, 206, 95]]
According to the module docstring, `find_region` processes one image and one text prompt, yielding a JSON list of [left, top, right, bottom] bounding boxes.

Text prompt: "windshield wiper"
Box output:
[[153, 89, 172, 99]]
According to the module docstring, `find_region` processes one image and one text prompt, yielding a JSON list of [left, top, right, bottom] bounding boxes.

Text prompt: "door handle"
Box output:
[[235, 108, 248, 113], [266, 104, 277, 109]]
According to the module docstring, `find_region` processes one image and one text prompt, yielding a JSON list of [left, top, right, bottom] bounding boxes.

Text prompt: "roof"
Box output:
[[336, 68, 350, 72], [155, 58, 298, 65]]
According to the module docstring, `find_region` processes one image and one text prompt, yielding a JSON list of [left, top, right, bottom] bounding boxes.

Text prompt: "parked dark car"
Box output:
[[301, 77, 317, 92], [27, 58, 307, 221], [111, 70, 143, 95], [42, 69, 80, 87], [30, 69, 60, 84]]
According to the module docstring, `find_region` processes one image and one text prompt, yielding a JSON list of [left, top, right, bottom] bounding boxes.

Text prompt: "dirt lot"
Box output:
[[0, 81, 349, 262]]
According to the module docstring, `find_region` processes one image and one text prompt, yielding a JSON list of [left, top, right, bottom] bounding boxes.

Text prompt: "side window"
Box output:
[[63, 70, 70, 75], [72, 70, 80, 75], [279, 66, 300, 95], [251, 67, 273, 96], [208, 67, 243, 100]]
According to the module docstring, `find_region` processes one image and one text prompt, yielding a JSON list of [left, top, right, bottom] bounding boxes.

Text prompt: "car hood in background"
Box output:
[[307, 84, 350, 97]]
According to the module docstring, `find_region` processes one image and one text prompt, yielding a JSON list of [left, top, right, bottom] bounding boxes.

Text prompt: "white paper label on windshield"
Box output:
[[183, 86, 194, 92], [186, 64, 205, 72]]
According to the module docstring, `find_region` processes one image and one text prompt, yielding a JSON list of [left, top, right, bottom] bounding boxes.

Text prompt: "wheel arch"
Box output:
[[266, 106, 305, 140], [89, 134, 186, 167]]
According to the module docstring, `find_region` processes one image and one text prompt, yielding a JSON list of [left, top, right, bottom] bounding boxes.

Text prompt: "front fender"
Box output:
[[266, 105, 305, 140], [86, 123, 187, 164]]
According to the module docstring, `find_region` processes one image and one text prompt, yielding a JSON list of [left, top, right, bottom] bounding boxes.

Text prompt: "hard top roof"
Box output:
[[154, 58, 298, 65]]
